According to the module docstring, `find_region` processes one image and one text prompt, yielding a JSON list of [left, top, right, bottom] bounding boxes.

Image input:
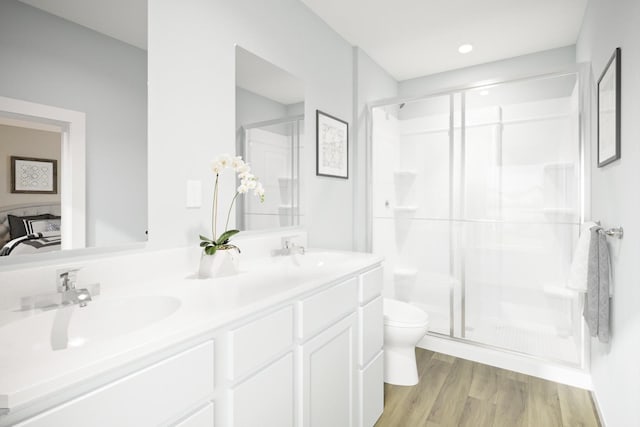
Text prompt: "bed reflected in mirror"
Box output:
[[0, 0, 148, 260]]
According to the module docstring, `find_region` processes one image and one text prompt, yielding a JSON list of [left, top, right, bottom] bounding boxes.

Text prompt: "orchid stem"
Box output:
[[224, 192, 240, 232], [212, 174, 219, 241]]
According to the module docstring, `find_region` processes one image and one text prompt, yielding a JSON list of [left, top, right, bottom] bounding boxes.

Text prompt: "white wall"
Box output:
[[149, 0, 353, 250], [576, 0, 640, 425], [353, 48, 399, 251], [398, 46, 576, 97], [0, 0, 148, 247]]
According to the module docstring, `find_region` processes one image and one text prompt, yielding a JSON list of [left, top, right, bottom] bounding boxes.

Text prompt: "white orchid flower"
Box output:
[[237, 163, 251, 175], [245, 179, 257, 190], [231, 156, 245, 170], [218, 154, 232, 169], [211, 159, 223, 174], [237, 183, 248, 194]]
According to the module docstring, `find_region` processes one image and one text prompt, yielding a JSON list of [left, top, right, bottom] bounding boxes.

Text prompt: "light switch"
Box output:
[[186, 180, 202, 208]]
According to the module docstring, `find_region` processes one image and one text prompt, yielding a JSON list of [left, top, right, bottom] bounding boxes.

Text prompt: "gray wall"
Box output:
[[149, 0, 353, 250], [236, 87, 289, 130], [0, 0, 147, 247], [577, 0, 640, 424], [353, 47, 399, 251]]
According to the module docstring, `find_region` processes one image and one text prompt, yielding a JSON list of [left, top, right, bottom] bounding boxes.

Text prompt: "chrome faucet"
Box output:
[[272, 236, 306, 256], [58, 269, 92, 307]]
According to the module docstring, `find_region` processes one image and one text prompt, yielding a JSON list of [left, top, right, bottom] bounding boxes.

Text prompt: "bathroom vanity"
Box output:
[[0, 249, 384, 427]]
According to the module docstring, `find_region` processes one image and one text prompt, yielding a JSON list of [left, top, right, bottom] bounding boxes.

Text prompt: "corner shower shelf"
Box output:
[[394, 268, 418, 278], [393, 206, 418, 214], [393, 170, 418, 178]]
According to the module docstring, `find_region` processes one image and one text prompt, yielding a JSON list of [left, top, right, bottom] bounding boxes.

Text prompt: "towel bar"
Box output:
[[604, 227, 624, 239]]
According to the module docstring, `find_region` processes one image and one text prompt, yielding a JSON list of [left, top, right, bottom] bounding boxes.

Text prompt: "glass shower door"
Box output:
[[372, 95, 456, 336], [371, 72, 584, 366], [460, 74, 582, 364]]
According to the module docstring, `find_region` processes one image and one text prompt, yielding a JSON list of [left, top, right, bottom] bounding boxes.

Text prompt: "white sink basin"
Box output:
[[0, 295, 181, 353], [254, 250, 348, 269]]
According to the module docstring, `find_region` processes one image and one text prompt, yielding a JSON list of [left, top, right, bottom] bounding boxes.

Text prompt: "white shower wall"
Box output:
[[243, 124, 303, 230], [372, 74, 584, 365]]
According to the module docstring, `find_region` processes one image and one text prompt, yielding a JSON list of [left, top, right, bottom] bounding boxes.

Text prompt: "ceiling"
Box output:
[[301, 0, 588, 81], [16, 1, 588, 81], [18, 0, 147, 50]]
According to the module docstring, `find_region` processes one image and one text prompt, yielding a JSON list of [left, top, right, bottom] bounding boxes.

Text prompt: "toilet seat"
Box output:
[[383, 298, 429, 328]]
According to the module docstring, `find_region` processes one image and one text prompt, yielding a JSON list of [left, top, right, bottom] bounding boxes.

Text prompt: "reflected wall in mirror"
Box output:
[[235, 46, 304, 231], [0, 0, 147, 261]]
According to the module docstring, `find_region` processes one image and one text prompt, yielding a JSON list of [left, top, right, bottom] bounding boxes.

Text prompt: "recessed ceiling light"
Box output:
[[458, 44, 473, 54], [479, 90, 489, 96]]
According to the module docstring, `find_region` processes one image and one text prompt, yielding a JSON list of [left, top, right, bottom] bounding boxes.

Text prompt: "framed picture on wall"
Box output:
[[597, 47, 621, 167], [316, 110, 349, 179], [11, 156, 58, 194]]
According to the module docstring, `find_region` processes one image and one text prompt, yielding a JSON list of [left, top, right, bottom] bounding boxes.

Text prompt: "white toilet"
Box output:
[[383, 298, 429, 386]]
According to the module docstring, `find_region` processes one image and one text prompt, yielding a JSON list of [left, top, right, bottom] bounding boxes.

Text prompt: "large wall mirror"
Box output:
[[0, 0, 147, 262], [235, 46, 304, 231]]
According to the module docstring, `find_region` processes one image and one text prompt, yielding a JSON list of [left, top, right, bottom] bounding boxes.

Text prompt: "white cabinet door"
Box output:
[[360, 351, 383, 427], [300, 314, 357, 427], [175, 403, 214, 427], [229, 352, 294, 427]]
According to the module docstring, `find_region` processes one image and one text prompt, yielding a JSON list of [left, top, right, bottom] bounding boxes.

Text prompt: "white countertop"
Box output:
[[0, 249, 382, 411]]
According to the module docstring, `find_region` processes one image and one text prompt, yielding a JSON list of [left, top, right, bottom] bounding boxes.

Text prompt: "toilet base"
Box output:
[[384, 346, 419, 386]]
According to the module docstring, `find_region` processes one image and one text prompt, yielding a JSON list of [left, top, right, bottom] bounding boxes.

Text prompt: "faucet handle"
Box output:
[[57, 267, 81, 292], [281, 235, 302, 248]]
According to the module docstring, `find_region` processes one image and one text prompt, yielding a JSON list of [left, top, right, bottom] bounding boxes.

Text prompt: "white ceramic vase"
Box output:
[[198, 249, 239, 279]]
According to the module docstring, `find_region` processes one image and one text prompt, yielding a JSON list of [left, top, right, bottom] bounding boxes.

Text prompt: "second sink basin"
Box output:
[[0, 295, 181, 353]]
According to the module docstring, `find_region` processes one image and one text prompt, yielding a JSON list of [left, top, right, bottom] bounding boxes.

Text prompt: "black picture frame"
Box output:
[[597, 47, 621, 167], [11, 156, 58, 194], [316, 110, 349, 179]]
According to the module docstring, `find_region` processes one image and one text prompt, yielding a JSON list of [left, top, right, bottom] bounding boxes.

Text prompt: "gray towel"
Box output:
[[583, 227, 611, 343]]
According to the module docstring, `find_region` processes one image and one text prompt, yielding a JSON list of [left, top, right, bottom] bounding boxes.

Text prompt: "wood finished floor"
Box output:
[[375, 348, 600, 427]]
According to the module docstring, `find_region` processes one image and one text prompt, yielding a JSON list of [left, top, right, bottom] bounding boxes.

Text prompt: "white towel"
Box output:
[[568, 221, 598, 292]]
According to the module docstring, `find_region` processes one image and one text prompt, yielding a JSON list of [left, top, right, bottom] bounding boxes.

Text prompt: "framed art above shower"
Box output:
[[597, 47, 621, 168]]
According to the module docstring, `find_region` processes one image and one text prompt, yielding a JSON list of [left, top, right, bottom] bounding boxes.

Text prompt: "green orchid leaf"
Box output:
[[199, 241, 209, 247], [204, 245, 217, 255], [217, 229, 240, 245], [199, 235, 212, 241]]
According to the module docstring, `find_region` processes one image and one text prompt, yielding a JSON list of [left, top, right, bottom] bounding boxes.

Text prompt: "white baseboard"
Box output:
[[590, 390, 606, 426], [418, 334, 593, 390]]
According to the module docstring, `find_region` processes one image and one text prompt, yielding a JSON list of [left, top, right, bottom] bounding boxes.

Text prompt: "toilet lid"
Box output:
[[383, 298, 429, 328]]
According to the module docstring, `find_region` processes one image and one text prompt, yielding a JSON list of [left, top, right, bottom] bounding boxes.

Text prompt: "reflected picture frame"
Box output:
[[597, 47, 621, 168], [316, 110, 349, 179], [11, 156, 58, 194]]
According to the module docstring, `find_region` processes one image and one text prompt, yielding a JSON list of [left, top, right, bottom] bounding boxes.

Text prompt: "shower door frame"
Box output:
[[365, 65, 592, 369]]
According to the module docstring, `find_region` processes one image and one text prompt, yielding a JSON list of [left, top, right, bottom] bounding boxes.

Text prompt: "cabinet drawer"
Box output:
[[175, 402, 214, 427], [17, 341, 215, 427], [297, 278, 358, 340], [228, 306, 293, 380], [359, 296, 383, 367], [360, 351, 383, 427], [229, 352, 294, 427], [359, 267, 382, 305]]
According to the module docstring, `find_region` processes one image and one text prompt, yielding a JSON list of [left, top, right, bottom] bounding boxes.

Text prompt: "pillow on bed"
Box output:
[[24, 218, 61, 234], [7, 214, 55, 240]]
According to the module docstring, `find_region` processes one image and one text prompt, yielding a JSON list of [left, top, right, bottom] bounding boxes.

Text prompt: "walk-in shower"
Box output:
[[370, 72, 586, 366]]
